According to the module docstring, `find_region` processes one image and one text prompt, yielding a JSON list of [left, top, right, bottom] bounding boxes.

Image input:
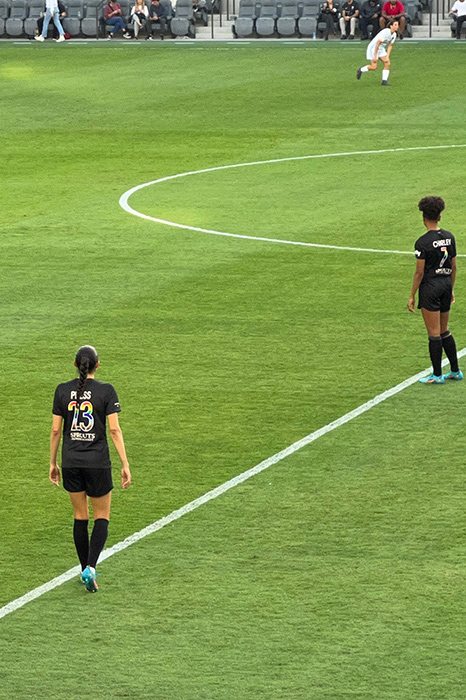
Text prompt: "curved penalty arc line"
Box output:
[[119, 143, 466, 257]]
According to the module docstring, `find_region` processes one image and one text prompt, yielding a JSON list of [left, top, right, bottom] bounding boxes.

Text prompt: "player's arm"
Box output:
[[107, 412, 132, 489], [387, 42, 393, 56], [451, 256, 456, 302], [50, 414, 63, 486], [407, 258, 425, 312]]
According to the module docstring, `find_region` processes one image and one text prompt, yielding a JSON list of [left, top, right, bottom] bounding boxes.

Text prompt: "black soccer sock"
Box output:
[[88, 518, 109, 569], [441, 331, 459, 372], [73, 519, 89, 571], [428, 335, 443, 377]]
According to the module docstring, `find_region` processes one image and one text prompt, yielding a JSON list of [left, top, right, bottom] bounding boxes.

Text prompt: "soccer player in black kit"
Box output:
[[407, 196, 463, 384], [50, 345, 131, 592]]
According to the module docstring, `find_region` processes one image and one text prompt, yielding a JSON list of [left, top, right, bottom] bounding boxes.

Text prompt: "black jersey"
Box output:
[[414, 228, 457, 282], [52, 379, 121, 469]]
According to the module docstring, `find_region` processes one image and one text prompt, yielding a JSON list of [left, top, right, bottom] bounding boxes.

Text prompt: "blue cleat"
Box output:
[[419, 373, 444, 385], [81, 566, 99, 593], [444, 370, 463, 381]]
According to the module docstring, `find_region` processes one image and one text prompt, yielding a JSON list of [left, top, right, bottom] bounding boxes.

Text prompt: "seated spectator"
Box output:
[[340, 0, 359, 38], [380, 0, 406, 36], [105, 0, 131, 38], [359, 0, 381, 38], [146, 0, 169, 39], [449, 0, 466, 39], [319, 0, 340, 39], [131, 0, 149, 37], [37, 0, 66, 38]]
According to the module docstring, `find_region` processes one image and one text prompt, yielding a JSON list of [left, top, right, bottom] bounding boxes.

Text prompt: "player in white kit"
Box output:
[[356, 19, 399, 86]]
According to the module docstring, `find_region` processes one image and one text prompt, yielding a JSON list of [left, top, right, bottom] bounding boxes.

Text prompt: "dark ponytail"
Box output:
[[75, 345, 99, 406]]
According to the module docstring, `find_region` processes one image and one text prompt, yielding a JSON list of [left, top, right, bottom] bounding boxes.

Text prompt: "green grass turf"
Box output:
[[0, 41, 466, 698]]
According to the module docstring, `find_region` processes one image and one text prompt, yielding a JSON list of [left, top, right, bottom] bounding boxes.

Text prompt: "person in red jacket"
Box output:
[[380, 0, 406, 36]]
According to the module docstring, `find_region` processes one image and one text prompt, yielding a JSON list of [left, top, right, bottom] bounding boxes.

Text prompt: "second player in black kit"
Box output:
[[415, 226, 456, 313], [408, 196, 462, 384]]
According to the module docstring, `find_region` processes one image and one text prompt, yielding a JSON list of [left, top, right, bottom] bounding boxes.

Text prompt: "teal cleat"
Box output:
[[419, 374, 444, 385], [81, 567, 99, 593], [444, 370, 463, 380]]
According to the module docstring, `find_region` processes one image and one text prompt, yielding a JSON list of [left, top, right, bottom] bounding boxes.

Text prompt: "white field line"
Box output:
[[119, 143, 466, 257], [2, 349, 466, 621]]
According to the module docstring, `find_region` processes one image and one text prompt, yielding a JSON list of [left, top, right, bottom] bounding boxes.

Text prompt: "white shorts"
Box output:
[[366, 45, 388, 60]]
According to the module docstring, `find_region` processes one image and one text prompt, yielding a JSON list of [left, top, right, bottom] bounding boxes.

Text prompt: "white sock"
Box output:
[[382, 69, 389, 81], [361, 66, 369, 72]]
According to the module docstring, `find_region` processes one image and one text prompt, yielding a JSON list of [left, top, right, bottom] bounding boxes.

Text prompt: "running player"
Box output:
[[50, 345, 131, 592], [356, 18, 399, 85], [407, 197, 462, 384]]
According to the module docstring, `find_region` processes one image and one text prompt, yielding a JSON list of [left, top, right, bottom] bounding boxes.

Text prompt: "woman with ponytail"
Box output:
[[49, 345, 131, 593]]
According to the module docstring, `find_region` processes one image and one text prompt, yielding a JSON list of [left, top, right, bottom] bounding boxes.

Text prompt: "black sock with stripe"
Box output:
[[441, 331, 459, 373], [88, 518, 109, 569], [73, 519, 89, 571], [428, 335, 443, 377]]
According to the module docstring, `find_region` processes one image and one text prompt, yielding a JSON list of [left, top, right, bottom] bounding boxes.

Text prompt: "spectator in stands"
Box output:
[[131, 0, 149, 38], [449, 0, 466, 38], [359, 0, 381, 38], [146, 0, 169, 39], [37, 0, 66, 38], [319, 0, 340, 39], [340, 0, 359, 38], [105, 0, 131, 38], [380, 0, 406, 37], [34, 0, 66, 41]]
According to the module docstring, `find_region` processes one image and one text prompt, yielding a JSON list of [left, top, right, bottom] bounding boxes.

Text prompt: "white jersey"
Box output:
[[368, 27, 396, 52], [451, 0, 466, 15]]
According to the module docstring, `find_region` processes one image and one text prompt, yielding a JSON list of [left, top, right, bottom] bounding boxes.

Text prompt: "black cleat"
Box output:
[[357, 67, 362, 79], [381, 80, 391, 86]]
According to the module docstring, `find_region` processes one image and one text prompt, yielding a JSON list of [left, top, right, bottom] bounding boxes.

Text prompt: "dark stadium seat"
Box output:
[[0, 0, 9, 35], [297, 0, 317, 35], [232, 0, 258, 36], [81, 0, 103, 36], [255, 0, 277, 34], [170, 0, 195, 37], [276, 0, 298, 35], [450, 18, 466, 36], [62, 0, 84, 34], [24, 0, 44, 36], [5, 0, 28, 35]]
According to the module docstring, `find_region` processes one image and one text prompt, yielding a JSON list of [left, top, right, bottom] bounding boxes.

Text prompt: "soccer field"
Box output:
[[1, 41, 466, 699]]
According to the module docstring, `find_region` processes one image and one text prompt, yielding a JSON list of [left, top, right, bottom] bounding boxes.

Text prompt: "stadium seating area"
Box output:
[[0, 0, 221, 36], [232, 0, 422, 37], [0, 0, 456, 39]]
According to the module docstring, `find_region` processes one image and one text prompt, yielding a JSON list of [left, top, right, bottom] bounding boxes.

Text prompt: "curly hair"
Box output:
[[418, 196, 445, 222], [75, 345, 99, 408]]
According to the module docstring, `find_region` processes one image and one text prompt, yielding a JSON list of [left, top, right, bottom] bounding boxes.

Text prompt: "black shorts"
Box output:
[[418, 281, 452, 313], [62, 467, 113, 498]]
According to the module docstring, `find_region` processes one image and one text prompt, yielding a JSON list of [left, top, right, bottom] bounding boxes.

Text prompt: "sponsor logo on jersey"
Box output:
[[435, 268, 452, 275], [70, 432, 96, 441], [415, 250, 421, 257]]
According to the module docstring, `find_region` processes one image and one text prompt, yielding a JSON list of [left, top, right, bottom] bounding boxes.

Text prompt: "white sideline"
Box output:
[[1, 350, 465, 621], [119, 143, 466, 257]]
